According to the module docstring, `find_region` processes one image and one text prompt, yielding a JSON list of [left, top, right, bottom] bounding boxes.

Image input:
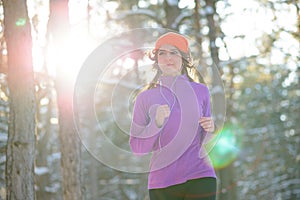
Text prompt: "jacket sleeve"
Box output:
[[203, 86, 211, 118], [201, 85, 219, 149], [203, 86, 220, 133], [129, 94, 163, 155]]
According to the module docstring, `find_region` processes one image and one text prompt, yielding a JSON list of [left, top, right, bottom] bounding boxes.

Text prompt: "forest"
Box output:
[[0, 0, 299, 199]]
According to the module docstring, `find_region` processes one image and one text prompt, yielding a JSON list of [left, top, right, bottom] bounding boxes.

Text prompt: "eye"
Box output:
[[158, 51, 166, 56], [170, 50, 179, 55]]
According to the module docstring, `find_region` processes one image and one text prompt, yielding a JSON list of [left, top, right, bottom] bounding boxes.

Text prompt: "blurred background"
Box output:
[[0, 0, 299, 199]]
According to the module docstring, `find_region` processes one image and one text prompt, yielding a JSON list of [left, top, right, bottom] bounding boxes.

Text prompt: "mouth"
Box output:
[[166, 64, 174, 67]]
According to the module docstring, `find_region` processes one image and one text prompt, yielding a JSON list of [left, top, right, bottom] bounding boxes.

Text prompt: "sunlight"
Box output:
[[46, 27, 93, 85], [50, 117, 58, 125], [219, 0, 298, 61], [49, 1, 94, 85], [121, 57, 136, 70], [103, 1, 119, 13], [178, 0, 195, 9], [31, 0, 98, 88]]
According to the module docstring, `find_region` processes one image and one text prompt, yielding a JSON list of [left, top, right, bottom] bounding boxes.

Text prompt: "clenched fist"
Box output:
[[199, 117, 215, 132], [155, 104, 170, 128]]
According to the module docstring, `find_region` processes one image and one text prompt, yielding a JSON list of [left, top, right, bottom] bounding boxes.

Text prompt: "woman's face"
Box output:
[[157, 44, 183, 76]]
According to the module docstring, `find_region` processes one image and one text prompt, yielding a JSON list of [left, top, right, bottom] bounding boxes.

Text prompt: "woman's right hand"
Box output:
[[155, 104, 170, 128]]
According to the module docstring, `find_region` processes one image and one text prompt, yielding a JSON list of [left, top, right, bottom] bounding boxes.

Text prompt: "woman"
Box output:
[[130, 32, 217, 200]]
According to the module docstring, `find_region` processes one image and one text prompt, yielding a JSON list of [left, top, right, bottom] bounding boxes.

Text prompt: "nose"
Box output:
[[166, 52, 172, 60]]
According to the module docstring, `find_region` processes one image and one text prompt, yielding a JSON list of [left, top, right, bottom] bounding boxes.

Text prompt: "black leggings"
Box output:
[[149, 177, 217, 200]]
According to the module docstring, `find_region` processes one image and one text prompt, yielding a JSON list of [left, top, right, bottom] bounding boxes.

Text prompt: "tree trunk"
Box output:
[[194, 0, 204, 64], [204, 0, 235, 199], [56, 82, 82, 200], [48, 0, 82, 199], [35, 95, 56, 200], [3, 0, 36, 199], [163, 0, 180, 29], [204, 0, 220, 68]]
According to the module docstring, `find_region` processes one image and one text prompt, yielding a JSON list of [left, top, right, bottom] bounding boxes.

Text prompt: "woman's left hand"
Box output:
[[199, 117, 215, 132]]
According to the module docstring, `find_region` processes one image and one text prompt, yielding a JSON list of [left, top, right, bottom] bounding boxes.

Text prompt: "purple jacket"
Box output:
[[130, 74, 216, 189]]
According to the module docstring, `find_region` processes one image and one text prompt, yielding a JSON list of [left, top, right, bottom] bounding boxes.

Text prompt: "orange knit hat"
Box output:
[[154, 32, 189, 54]]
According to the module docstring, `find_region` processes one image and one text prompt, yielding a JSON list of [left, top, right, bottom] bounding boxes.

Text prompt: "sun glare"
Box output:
[[31, 0, 99, 88], [46, 28, 93, 85]]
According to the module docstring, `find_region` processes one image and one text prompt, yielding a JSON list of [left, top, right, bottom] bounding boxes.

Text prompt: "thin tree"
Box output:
[[3, 0, 36, 199], [47, 0, 82, 199]]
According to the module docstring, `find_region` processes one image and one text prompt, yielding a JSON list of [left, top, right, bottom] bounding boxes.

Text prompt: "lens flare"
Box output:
[[15, 18, 26, 26], [207, 124, 243, 169]]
